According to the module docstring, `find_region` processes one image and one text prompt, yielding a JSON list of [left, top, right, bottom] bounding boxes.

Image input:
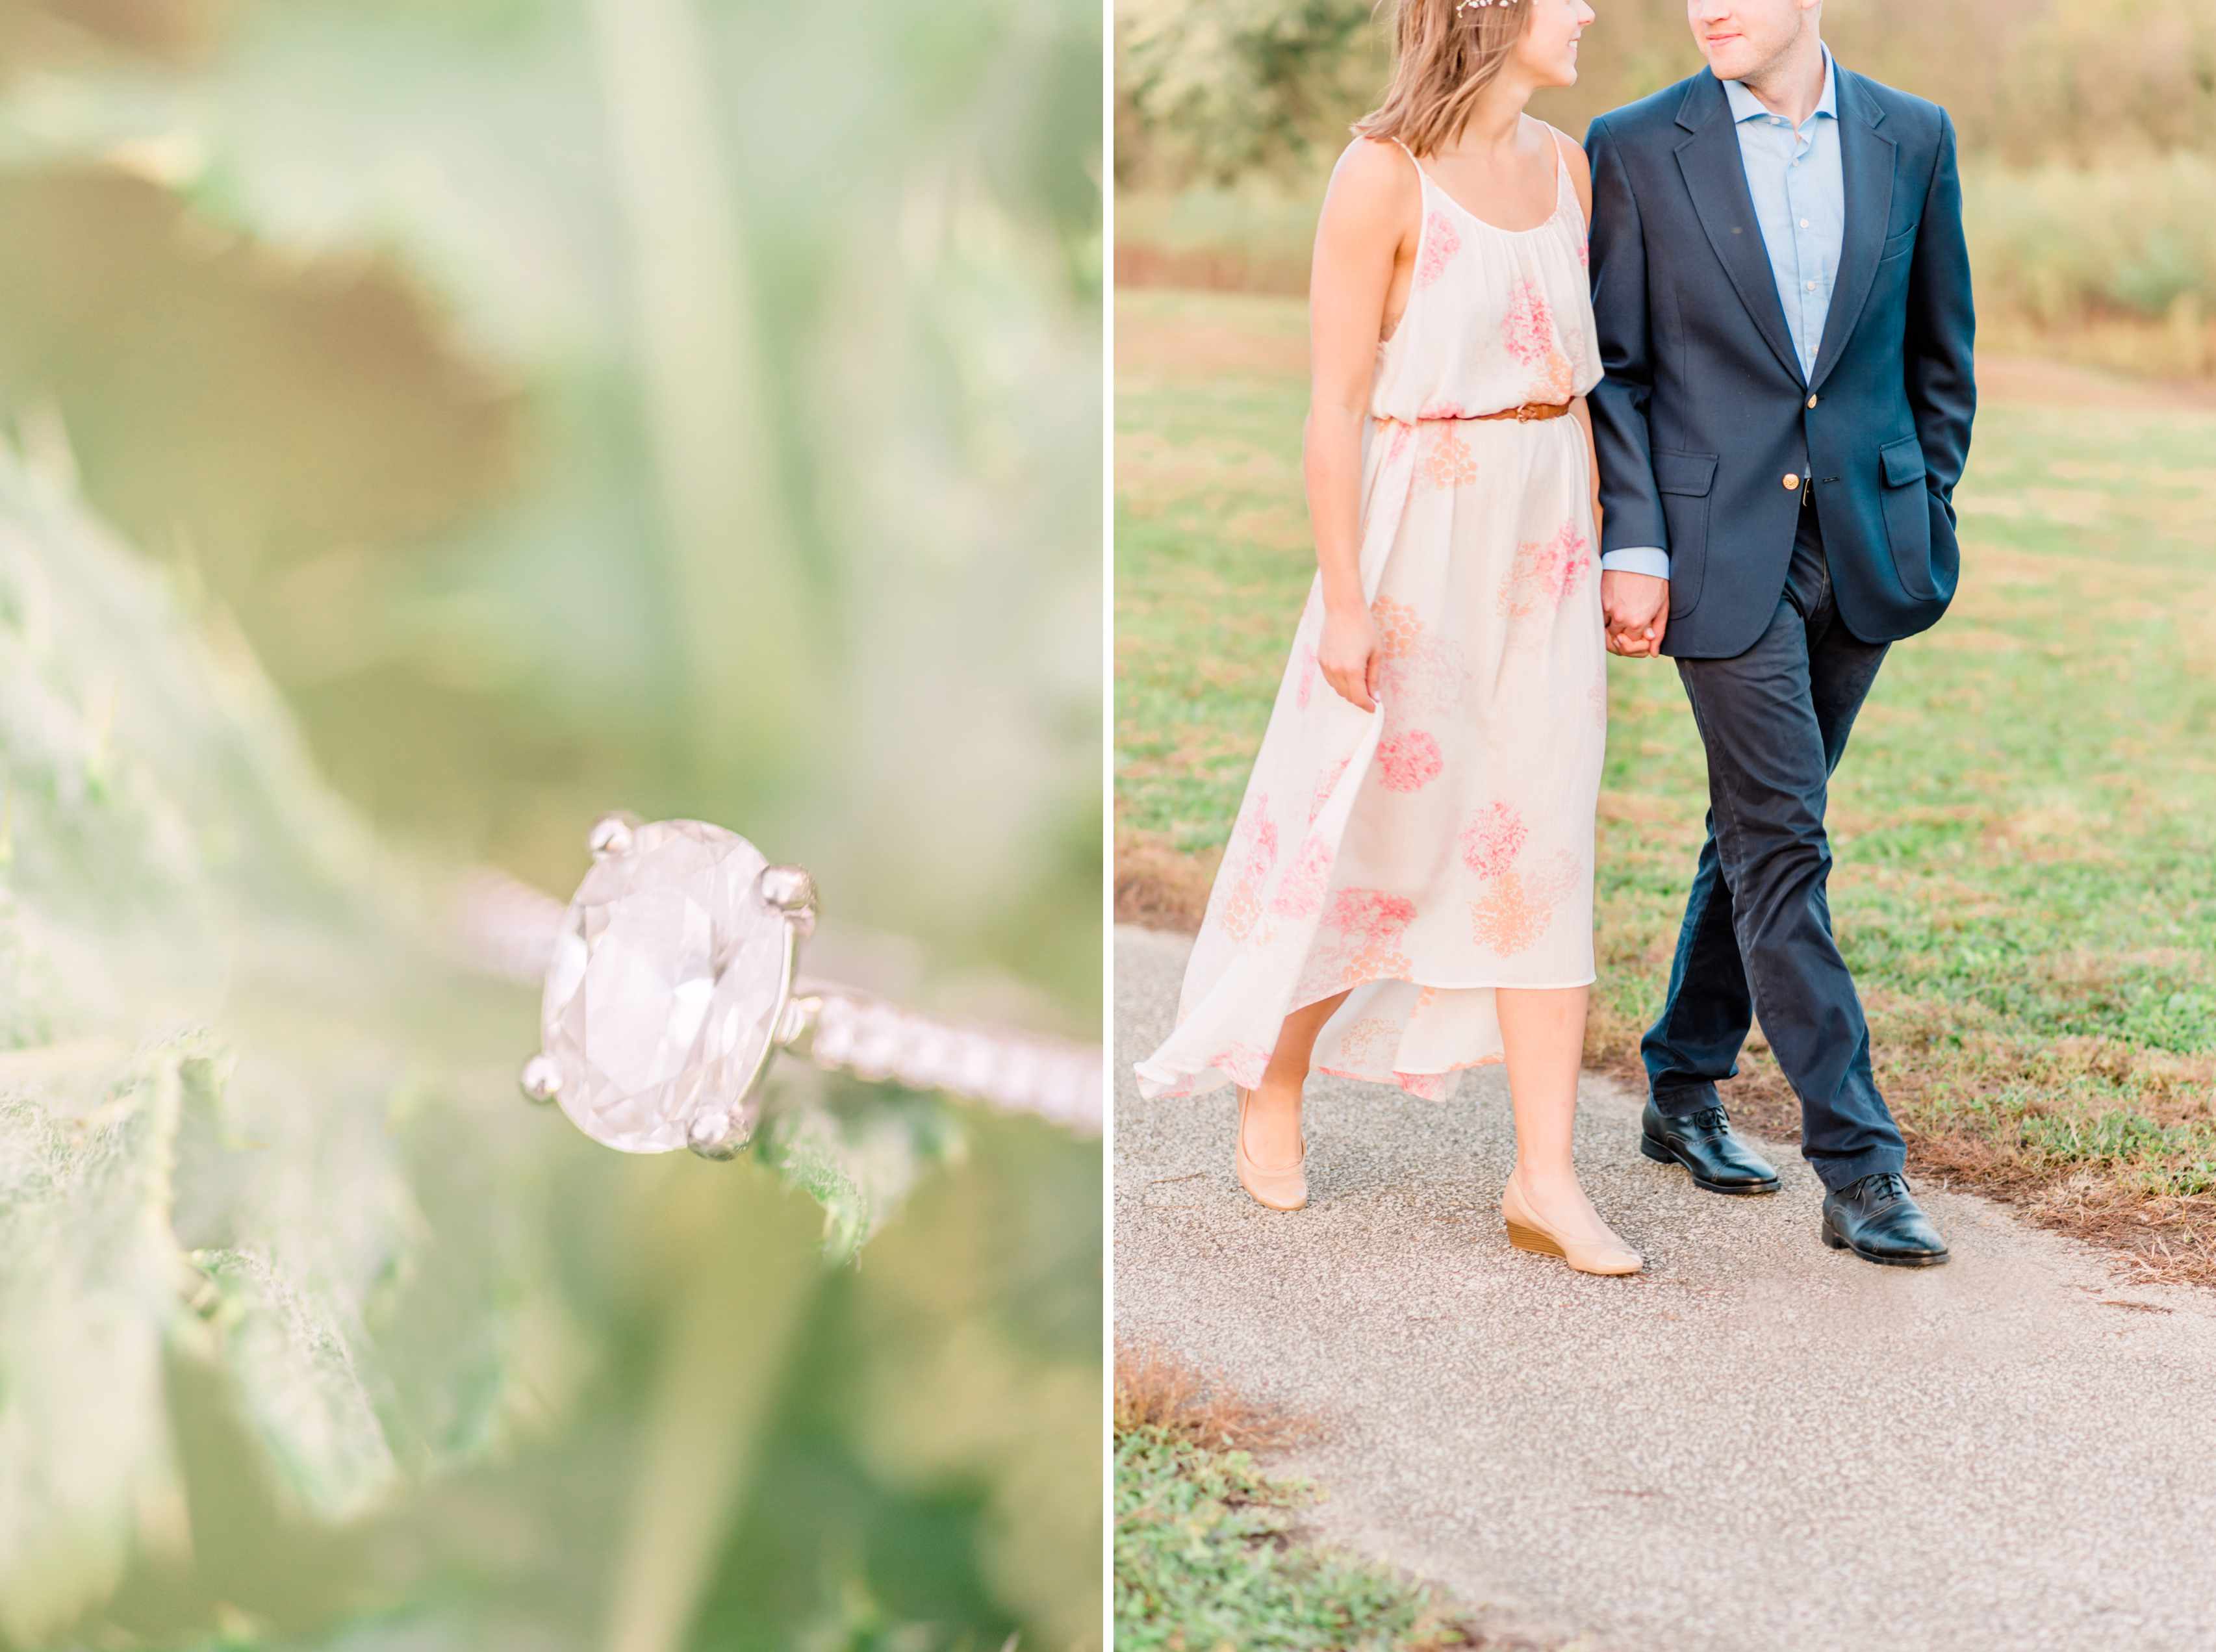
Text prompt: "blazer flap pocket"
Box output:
[[1879, 223, 1918, 260], [1654, 449, 1719, 497], [1879, 435, 1927, 488]]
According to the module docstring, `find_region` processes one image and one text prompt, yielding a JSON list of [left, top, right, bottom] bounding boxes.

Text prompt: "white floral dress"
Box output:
[[1133, 129, 1607, 1104]]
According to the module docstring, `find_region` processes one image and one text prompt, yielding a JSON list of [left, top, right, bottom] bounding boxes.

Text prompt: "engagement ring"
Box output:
[[456, 814, 1102, 1158]]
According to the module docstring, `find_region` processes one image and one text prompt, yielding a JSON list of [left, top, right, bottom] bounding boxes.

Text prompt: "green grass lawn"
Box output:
[[1115, 1427, 1483, 1652], [1112, 1342, 1545, 1651], [1115, 286, 2216, 1281]]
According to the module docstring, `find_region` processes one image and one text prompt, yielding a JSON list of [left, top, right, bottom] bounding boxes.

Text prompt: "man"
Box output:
[[1584, 0, 1974, 1265]]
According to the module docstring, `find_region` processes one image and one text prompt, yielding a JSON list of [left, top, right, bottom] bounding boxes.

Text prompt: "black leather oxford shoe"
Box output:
[[1821, 1172, 1950, 1267], [1638, 1097, 1780, 1195]]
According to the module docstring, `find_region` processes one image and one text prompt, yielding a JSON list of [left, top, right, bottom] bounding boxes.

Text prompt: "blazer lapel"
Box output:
[[1673, 70, 1804, 387], [1807, 65, 1896, 394]]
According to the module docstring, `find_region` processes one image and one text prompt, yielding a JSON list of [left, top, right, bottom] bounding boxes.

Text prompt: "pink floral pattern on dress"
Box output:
[[1308, 756, 1350, 822], [1460, 801, 1529, 878], [1387, 1053, 1507, 1100], [1202, 1041, 1272, 1089], [1418, 396, 1470, 420], [1370, 595, 1423, 660], [1414, 210, 1462, 288], [1497, 523, 1594, 618], [1469, 848, 1581, 955], [1269, 832, 1334, 919], [1375, 633, 1470, 717], [1500, 279, 1555, 365], [1373, 414, 1416, 468], [1216, 794, 1279, 942], [1337, 1016, 1399, 1067], [1420, 426, 1477, 490], [1296, 642, 1318, 709], [1318, 887, 1417, 990], [1535, 348, 1575, 402], [1327, 887, 1416, 939], [1375, 730, 1443, 793]]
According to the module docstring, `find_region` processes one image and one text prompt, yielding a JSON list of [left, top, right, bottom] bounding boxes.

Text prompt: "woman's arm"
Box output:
[[1570, 392, 1602, 538], [1303, 138, 1415, 714]]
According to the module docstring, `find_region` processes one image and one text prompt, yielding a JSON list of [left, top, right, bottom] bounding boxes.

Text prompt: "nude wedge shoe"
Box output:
[[1234, 1086, 1308, 1211], [1501, 1170, 1642, 1275]]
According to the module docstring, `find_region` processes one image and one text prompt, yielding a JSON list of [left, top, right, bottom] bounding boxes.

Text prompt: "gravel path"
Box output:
[[1115, 923, 2216, 1652]]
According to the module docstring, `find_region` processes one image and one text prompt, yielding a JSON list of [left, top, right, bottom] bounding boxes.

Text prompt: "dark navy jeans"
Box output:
[[1640, 501, 1907, 1193]]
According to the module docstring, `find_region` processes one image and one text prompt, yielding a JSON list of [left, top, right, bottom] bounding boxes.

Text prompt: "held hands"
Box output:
[[1319, 602, 1381, 712], [1601, 570, 1668, 658]]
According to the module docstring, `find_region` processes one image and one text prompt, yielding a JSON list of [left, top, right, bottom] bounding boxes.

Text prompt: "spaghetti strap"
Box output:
[[1542, 121, 1573, 208], [1383, 133, 1428, 195]]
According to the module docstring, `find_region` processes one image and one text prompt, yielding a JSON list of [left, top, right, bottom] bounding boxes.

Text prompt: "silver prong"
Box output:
[[520, 1054, 562, 1105], [758, 864, 817, 937], [685, 1106, 754, 1160], [588, 811, 641, 859], [776, 993, 822, 1048]]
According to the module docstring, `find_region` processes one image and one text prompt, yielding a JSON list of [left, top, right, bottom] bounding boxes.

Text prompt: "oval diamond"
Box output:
[[540, 819, 789, 1152]]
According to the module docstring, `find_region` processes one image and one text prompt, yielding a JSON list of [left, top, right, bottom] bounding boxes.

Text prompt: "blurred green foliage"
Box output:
[[0, 0, 1104, 1647], [1115, 0, 2216, 184], [1114, 0, 2216, 377]]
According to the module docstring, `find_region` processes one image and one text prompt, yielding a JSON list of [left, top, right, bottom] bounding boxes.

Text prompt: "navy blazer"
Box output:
[[1585, 63, 1976, 659]]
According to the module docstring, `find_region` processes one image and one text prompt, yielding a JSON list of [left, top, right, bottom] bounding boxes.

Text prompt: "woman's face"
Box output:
[[1511, 0, 1598, 90]]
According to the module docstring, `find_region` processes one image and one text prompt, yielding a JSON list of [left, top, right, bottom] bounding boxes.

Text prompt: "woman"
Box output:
[[1131, 0, 1648, 1275]]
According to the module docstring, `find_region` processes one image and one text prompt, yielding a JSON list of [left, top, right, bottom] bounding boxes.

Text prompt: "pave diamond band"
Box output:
[[453, 816, 1102, 1155], [795, 987, 1102, 1131]]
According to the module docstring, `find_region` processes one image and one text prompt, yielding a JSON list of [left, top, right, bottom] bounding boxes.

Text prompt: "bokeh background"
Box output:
[[1114, 0, 2216, 1284], [1117, 0, 2216, 379], [0, 0, 1102, 1647]]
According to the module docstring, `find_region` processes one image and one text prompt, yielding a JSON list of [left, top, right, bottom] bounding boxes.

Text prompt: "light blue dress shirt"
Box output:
[[1601, 44, 1845, 582]]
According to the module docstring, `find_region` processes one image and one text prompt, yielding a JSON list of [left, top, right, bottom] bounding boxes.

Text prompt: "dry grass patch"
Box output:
[[1115, 1336, 1319, 1453], [1115, 829, 1219, 931]]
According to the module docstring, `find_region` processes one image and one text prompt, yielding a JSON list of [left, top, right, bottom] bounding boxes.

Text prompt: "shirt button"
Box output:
[[1783, 472, 1801, 490], [1800, 218, 1811, 228], [1805, 281, 1816, 291]]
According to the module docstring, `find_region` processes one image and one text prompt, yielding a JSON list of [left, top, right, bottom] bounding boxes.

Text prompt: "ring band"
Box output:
[[452, 815, 1102, 1158]]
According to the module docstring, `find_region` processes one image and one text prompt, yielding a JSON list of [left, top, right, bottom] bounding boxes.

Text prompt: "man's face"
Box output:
[[1685, 0, 1814, 82]]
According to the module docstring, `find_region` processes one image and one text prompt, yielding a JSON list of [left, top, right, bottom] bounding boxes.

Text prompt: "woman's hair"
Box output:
[[1351, 0, 1531, 157]]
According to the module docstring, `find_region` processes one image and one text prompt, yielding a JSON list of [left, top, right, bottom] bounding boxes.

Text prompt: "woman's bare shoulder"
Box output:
[[1321, 134, 1420, 222], [1540, 119, 1591, 183], [1540, 120, 1592, 216]]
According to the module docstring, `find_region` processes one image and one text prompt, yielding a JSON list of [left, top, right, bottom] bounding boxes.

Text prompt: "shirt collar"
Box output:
[[1723, 41, 1837, 127]]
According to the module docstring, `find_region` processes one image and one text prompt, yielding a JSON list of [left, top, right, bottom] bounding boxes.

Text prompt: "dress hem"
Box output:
[[1130, 969, 1601, 1102], [1282, 971, 1598, 1022]]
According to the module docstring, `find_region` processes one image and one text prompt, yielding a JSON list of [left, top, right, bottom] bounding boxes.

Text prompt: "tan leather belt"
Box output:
[[1382, 398, 1577, 420], [1468, 401, 1572, 422]]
